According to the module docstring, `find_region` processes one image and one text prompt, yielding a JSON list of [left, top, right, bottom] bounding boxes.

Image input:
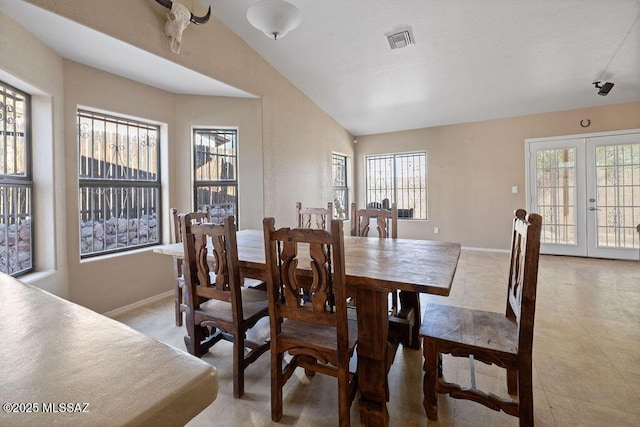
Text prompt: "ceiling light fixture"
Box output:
[[246, 0, 301, 40], [591, 14, 639, 96], [593, 81, 615, 96]]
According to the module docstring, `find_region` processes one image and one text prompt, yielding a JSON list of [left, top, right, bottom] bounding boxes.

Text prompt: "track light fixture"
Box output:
[[593, 81, 615, 96], [591, 15, 638, 97]]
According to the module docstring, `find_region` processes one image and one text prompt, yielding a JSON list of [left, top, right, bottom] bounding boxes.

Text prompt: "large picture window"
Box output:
[[193, 128, 238, 225], [0, 81, 32, 276], [78, 110, 161, 258], [365, 152, 427, 219], [332, 153, 349, 219]]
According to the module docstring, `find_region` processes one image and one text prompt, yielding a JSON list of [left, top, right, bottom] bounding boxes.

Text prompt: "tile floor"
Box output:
[[115, 250, 640, 426]]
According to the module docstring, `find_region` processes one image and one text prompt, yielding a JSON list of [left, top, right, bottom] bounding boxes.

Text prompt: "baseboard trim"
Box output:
[[104, 290, 174, 318]]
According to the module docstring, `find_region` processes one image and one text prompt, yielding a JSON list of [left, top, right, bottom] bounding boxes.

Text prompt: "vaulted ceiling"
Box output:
[[2, 1, 639, 137], [207, 0, 640, 135]]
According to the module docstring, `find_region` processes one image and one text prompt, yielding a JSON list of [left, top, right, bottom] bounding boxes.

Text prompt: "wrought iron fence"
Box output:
[[78, 110, 160, 257], [0, 185, 32, 275], [0, 80, 32, 276], [365, 152, 427, 219]]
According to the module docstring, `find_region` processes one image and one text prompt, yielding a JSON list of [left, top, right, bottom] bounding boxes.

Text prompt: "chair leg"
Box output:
[[184, 313, 208, 358], [518, 361, 534, 427], [507, 367, 518, 396], [337, 362, 351, 427], [390, 290, 398, 316], [422, 339, 439, 420], [175, 280, 183, 326], [399, 290, 421, 349], [304, 358, 317, 377], [183, 307, 196, 355], [233, 333, 245, 398], [271, 351, 284, 422]]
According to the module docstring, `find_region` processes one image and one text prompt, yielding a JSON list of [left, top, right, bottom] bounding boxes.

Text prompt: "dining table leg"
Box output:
[[355, 287, 390, 427]]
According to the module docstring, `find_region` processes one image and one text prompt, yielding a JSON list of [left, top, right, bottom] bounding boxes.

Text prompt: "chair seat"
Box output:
[[197, 287, 268, 324], [181, 274, 265, 289], [279, 314, 358, 354], [420, 303, 518, 356]]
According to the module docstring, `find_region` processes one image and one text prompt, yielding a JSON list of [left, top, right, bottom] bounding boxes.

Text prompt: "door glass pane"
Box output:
[[594, 143, 640, 249], [536, 148, 576, 244]]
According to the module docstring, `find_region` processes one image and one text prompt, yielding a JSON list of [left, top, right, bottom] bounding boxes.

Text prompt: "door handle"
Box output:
[[589, 207, 600, 211]]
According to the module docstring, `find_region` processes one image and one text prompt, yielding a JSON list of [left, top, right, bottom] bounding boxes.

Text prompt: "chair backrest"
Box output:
[[505, 209, 542, 357], [170, 207, 209, 243], [263, 218, 349, 346], [350, 202, 398, 238], [181, 214, 243, 317], [296, 202, 333, 230]]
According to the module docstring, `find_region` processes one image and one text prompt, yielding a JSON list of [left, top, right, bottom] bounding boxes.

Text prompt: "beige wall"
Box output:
[[63, 61, 173, 312], [24, 0, 355, 227], [355, 102, 640, 249], [172, 95, 264, 229], [63, 62, 265, 312], [0, 10, 68, 296]]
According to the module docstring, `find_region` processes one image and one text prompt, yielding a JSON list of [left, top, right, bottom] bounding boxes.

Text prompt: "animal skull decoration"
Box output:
[[155, 0, 211, 54]]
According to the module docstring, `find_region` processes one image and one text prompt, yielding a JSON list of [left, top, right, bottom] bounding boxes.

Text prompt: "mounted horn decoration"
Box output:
[[155, 0, 211, 54]]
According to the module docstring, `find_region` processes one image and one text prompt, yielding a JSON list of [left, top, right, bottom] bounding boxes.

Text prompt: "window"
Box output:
[[365, 152, 427, 219], [0, 81, 32, 276], [332, 153, 348, 219], [78, 110, 160, 258], [193, 128, 238, 225]]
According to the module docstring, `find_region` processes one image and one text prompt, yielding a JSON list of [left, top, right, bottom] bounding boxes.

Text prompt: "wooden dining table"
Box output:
[[154, 229, 461, 427]]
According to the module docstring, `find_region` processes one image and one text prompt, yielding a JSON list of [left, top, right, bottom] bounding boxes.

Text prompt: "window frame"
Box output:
[[192, 127, 239, 225], [0, 80, 33, 276], [364, 151, 427, 220], [332, 153, 349, 220], [77, 109, 162, 259]]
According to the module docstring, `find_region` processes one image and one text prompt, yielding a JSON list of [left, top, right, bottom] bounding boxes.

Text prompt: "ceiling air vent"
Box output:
[[386, 28, 414, 50]]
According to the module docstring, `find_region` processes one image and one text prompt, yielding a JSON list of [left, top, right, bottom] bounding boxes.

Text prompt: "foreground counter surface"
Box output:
[[0, 273, 218, 426]]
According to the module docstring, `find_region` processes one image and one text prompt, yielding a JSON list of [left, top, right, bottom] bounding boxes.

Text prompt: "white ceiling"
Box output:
[[2, 1, 639, 136], [206, 0, 640, 135]]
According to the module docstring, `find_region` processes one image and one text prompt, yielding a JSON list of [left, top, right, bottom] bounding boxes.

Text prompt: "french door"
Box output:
[[527, 129, 640, 260]]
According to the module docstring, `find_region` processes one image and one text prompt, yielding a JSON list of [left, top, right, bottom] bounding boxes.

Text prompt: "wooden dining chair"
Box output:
[[296, 201, 333, 230], [170, 207, 209, 326], [263, 217, 358, 427], [350, 202, 418, 348], [350, 202, 397, 239], [181, 214, 270, 398], [420, 209, 542, 426]]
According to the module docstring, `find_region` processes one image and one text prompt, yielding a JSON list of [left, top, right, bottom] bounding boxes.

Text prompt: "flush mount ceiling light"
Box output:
[[247, 0, 301, 40]]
